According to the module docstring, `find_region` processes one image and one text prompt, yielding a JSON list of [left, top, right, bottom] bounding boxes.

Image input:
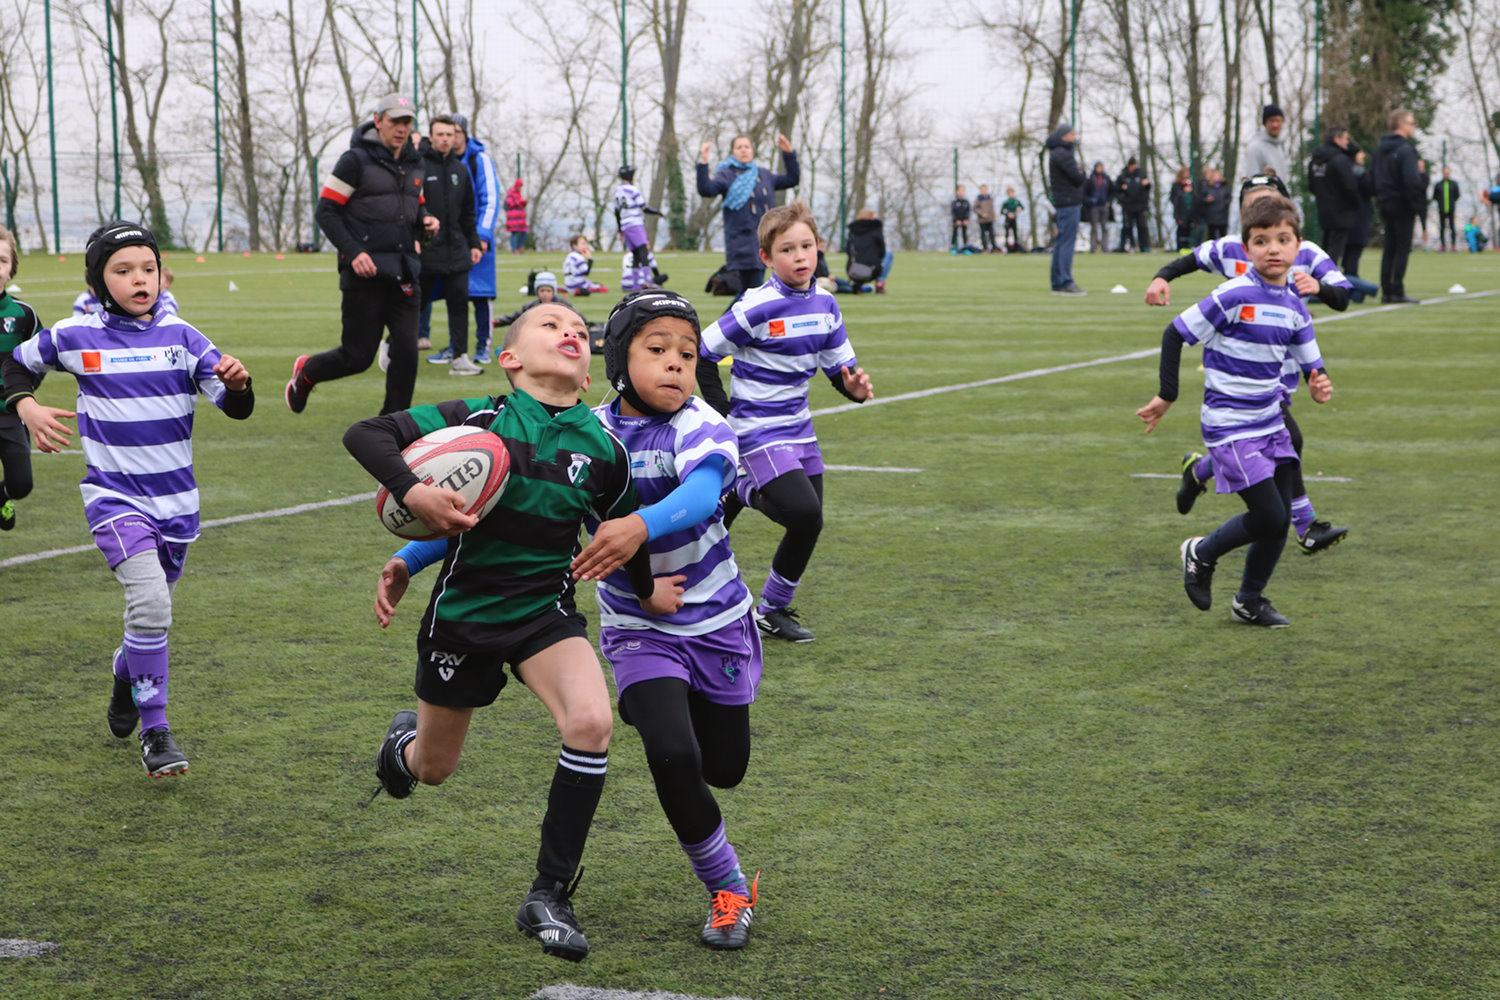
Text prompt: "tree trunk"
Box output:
[[646, 0, 689, 247], [228, 0, 261, 250], [112, 0, 175, 245]]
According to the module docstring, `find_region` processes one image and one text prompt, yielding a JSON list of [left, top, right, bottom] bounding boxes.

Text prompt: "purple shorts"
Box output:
[[1209, 428, 1298, 494], [92, 515, 189, 583], [741, 439, 825, 490], [602, 614, 762, 706], [621, 223, 648, 251]]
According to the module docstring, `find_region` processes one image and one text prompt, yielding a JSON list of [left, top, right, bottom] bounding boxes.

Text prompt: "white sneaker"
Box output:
[[448, 353, 484, 376], [377, 339, 391, 373]]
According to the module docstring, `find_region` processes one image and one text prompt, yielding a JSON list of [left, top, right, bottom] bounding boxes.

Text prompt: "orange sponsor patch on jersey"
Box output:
[[1238, 305, 1256, 322], [1233, 260, 1249, 275], [768, 319, 786, 337], [82, 351, 102, 373]]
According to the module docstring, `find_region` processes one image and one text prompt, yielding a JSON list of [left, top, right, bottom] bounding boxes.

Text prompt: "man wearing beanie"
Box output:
[[1045, 122, 1087, 295], [1242, 104, 1290, 187]]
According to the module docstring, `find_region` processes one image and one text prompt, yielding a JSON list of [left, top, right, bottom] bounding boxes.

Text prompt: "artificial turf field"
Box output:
[[1, 245, 1496, 999]]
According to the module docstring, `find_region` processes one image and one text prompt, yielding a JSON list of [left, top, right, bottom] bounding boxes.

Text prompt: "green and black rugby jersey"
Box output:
[[0, 293, 42, 423], [354, 389, 638, 645]]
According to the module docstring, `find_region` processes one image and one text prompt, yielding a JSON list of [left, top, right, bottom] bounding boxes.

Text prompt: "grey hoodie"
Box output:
[[1241, 127, 1290, 187]]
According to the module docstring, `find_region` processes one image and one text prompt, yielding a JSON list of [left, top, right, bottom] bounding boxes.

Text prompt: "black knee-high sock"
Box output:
[[534, 745, 607, 890]]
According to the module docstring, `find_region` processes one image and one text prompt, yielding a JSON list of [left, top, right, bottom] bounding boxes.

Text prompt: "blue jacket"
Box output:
[[697, 152, 800, 271], [460, 136, 501, 297]]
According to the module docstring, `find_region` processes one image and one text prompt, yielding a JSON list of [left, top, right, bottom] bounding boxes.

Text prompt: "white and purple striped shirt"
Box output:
[[613, 181, 648, 232], [1193, 235, 1349, 397], [592, 397, 751, 636], [1172, 273, 1323, 447], [563, 250, 593, 293], [73, 291, 104, 317], [13, 310, 233, 540], [700, 274, 857, 456]]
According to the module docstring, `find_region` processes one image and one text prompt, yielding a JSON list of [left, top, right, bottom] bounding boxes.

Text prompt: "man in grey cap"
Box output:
[[288, 92, 433, 415], [1045, 122, 1086, 295]]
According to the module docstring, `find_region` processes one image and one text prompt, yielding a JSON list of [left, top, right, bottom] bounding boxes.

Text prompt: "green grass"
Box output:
[[1, 247, 1497, 999]]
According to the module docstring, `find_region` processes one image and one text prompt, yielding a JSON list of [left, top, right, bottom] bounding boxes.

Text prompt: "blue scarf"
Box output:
[[718, 158, 760, 211]]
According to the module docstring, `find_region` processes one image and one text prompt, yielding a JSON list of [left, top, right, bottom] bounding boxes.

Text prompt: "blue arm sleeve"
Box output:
[[394, 538, 447, 576], [635, 457, 732, 541]]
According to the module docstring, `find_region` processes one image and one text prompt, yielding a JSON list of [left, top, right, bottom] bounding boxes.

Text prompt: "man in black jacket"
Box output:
[[950, 186, 972, 251], [290, 93, 431, 414], [417, 115, 483, 375], [1308, 126, 1362, 264], [1432, 166, 1461, 251], [1373, 108, 1425, 304], [1046, 122, 1086, 294], [1115, 157, 1152, 252]]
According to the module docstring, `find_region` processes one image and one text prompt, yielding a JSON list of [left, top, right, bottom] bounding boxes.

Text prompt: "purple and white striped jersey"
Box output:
[[592, 396, 751, 635], [1172, 273, 1323, 447], [73, 291, 104, 317], [1192, 234, 1348, 395], [699, 274, 857, 456], [563, 250, 592, 293], [157, 289, 180, 316], [613, 181, 648, 232], [13, 310, 234, 541]]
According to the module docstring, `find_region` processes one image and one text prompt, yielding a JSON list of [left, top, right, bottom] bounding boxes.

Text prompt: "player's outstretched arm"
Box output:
[[14, 397, 76, 452], [1136, 396, 1172, 433], [840, 365, 874, 401], [572, 513, 648, 582]]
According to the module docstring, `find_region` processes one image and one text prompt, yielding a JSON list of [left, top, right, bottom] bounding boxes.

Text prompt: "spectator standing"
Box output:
[[1373, 108, 1424, 303], [505, 177, 529, 253], [291, 93, 427, 416], [696, 132, 800, 297], [974, 185, 998, 252], [950, 186, 972, 251], [450, 115, 502, 363], [1341, 151, 1380, 302], [1169, 166, 1197, 251], [1241, 104, 1290, 185], [1199, 168, 1231, 240], [1000, 188, 1024, 252], [1308, 126, 1362, 265], [1046, 122, 1086, 294], [1416, 160, 1431, 249], [1433, 166, 1460, 251], [1116, 157, 1153, 252], [416, 116, 483, 376], [1085, 162, 1112, 252]]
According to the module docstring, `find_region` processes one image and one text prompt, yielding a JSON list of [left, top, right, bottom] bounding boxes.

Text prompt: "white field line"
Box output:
[[3, 290, 1486, 568], [0, 492, 375, 569]]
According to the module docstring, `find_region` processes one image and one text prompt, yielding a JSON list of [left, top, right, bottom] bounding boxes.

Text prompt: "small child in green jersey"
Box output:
[[344, 300, 666, 962], [0, 225, 41, 530], [1000, 187, 1025, 252]]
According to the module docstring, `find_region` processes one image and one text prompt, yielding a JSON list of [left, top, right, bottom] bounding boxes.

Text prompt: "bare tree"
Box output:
[[848, 0, 898, 216], [640, 0, 689, 247], [63, 0, 179, 244], [1218, 0, 1248, 182], [224, 0, 262, 250], [0, 0, 51, 249]]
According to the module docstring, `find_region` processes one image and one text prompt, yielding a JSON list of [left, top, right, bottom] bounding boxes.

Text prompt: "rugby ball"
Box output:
[[375, 426, 511, 540]]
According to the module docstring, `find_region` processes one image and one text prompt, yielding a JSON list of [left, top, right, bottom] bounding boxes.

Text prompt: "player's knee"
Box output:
[[116, 556, 173, 632], [702, 756, 748, 790], [4, 475, 32, 500], [560, 705, 613, 751]]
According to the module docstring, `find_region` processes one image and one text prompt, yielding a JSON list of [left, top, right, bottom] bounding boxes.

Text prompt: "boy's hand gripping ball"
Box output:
[[375, 426, 511, 540]]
